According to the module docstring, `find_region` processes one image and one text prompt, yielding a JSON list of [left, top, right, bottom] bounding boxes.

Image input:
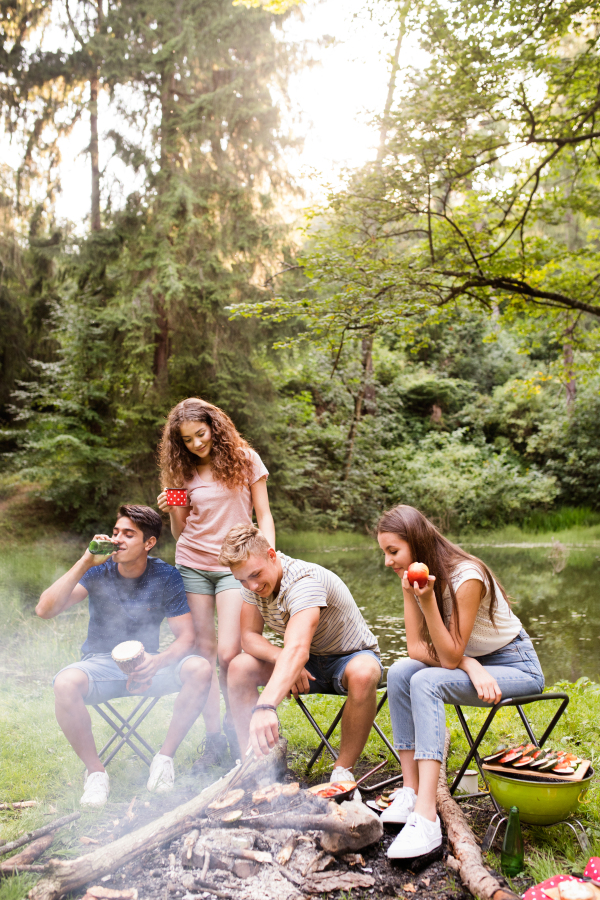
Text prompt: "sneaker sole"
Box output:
[[387, 836, 443, 860]]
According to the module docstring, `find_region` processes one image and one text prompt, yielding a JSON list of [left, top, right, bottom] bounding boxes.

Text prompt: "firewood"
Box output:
[[0, 834, 54, 872], [0, 801, 39, 810], [181, 829, 200, 866], [180, 873, 237, 898], [85, 888, 138, 900], [0, 812, 80, 858], [276, 835, 298, 865], [303, 870, 376, 892], [436, 729, 521, 900], [29, 741, 288, 900]]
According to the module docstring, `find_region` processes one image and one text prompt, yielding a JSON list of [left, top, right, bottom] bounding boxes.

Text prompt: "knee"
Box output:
[[217, 648, 238, 672], [181, 656, 212, 689], [345, 661, 381, 699], [54, 669, 88, 702], [409, 668, 440, 701], [227, 653, 252, 689]]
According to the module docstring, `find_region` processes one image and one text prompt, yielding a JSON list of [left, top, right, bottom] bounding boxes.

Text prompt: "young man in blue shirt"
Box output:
[[37, 505, 212, 808]]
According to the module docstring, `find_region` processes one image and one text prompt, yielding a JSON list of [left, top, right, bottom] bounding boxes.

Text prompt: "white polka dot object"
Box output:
[[524, 858, 600, 900], [166, 489, 188, 506]]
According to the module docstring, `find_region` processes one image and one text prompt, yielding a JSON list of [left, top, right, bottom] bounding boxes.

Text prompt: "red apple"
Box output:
[[407, 562, 429, 589]]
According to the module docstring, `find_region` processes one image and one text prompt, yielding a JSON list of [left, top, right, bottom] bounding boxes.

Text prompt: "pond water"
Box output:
[[1, 531, 599, 687]]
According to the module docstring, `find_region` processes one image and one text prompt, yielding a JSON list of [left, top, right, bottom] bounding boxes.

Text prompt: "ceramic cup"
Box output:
[[165, 488, 189, 507]]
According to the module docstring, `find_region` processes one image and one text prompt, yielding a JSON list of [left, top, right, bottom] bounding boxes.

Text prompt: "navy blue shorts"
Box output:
[[304, 649, 383, 696]]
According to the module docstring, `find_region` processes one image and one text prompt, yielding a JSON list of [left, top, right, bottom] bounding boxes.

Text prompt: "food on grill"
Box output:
[[252, 784, 283, 804], [111, 641, 145, 675], [307, 781, 355, 799], [207, 789, 246, 810], [557, 881, 595, 900], [281, 782, 300, 798], [483, 747, 508, 763], [221, 809, 243, 823]]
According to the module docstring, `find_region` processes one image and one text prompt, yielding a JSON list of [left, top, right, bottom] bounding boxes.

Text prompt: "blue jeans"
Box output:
[[387, 629, 545, 762]]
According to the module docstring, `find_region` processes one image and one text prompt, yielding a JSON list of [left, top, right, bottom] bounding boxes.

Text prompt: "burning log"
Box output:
[[0, 835, 55, 875], [29, 742, 288, 900], [0, 812, 80, 859], [436, 729, 520, 900]]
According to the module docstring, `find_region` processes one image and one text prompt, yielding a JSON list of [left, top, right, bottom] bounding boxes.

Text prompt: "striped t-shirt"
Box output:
[[242, 552, 380, 656]]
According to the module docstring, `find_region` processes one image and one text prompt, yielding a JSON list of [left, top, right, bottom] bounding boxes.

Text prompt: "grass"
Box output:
[[1, 496, 599, 896]]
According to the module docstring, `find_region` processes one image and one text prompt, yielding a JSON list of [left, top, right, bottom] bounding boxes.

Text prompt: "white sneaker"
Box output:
[[81, 771, 110, 808], [331, 766, 361, 801], [147, 753, 175, 793], [381, 786, 417, 824], [387, 812, 442, 859]]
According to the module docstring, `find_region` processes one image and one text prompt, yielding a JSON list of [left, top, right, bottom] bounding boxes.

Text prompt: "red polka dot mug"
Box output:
[[165, 488, 189, 507]]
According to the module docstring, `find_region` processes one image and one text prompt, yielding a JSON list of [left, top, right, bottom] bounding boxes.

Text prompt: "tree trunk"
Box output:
[[377, 1, 410, 161], [563, 319, 576, 411], [153, 300, 169, 382], [29, 744, 288, 900], [90, 0, 103, 232], [436, 730, 520, 900], [343, 336, 373, 480]]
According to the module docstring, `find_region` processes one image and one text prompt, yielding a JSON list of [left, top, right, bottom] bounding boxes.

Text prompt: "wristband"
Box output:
[[251, 704, 278, 716]]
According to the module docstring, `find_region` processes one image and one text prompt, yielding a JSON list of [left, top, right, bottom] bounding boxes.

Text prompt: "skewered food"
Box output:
[[207, 789, 246, 810]]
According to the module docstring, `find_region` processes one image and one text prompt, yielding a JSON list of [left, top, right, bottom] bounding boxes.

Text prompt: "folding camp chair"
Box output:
[[93, 696, 164, 767], [294, 686, 403, 790], [450, 691, 570, 811]]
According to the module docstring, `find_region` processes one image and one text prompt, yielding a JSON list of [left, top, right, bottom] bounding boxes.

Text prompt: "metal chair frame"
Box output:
[[294, 686, 402, 786], [93, 696, 163, 767], [450, 691, 570, 813]]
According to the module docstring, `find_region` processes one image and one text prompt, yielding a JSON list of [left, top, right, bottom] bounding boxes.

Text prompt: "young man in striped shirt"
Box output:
[[221, 524, 383, 786]]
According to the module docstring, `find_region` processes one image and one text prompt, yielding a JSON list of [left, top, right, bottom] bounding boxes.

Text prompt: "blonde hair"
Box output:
[[219, 523, 271, 567]]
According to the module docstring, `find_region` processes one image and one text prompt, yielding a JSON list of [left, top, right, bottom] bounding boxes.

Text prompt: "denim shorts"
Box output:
[[53, 653, 197, 706], [305, 649, 383, 696], [176, 565, 241, 596]]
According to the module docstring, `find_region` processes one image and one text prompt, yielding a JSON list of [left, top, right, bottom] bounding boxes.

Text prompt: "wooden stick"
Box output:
[[437, 729, 520, 900], [1, 864, 48, 874], [0, 813, 80, 859], [0, 801, 39, 810], [0, 835, 54, 873], [29, 742, 288, 900]]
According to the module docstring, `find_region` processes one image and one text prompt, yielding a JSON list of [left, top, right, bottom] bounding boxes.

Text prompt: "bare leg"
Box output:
[[227, 653, 274, 755], [413, 760, 441, 822], [54, 669, 105, 774], [336, 656, 382, 770], [160, 657, 212, 758], [399, 749, 419, 791], [215, 589, 243, 720], [186, 592, 220, 733]]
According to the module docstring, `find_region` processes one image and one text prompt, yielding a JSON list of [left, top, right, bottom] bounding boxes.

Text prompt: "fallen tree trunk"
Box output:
[[30, 742, 288, 900], [0, 813, 80, 858], [0, 835, 54, 874], [436, 729, 519, 900]]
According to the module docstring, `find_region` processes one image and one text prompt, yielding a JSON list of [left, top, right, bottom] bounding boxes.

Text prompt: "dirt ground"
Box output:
[[31, 759, 535, 900]]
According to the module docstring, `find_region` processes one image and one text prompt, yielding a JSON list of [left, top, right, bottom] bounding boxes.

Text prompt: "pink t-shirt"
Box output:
[[175, 449, 269, 571]]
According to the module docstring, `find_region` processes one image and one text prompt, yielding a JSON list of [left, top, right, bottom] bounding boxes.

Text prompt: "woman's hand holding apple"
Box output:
[[402, 563, 436, 603]]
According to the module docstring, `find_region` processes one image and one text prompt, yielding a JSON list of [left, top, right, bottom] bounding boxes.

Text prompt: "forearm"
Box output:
[[256, 510, 276, 549], [408, 641, 442, 667], [169, 508, 190, 541], [36, 559, 89, 618], [241, 631, 283, 667], [260, 645, 310, 707], [419, 607, 463, 668]]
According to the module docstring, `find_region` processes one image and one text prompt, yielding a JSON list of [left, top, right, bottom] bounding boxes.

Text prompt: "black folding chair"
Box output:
[[93, 696, 164, 767], [450, 691, 570, 812], [294, 686, 403, 790]]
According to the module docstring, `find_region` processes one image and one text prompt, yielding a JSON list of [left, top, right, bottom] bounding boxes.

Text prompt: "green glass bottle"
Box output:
[[501, 806, 524, 876], [88, 539, 117, 555]]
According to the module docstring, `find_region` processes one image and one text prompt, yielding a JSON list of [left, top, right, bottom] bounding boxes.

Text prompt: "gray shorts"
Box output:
[[53, 653, 196, 706], [176, 565, 241, 596]]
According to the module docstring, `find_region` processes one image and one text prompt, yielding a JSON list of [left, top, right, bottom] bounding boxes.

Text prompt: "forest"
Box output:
[[2, 0, 600, 535]]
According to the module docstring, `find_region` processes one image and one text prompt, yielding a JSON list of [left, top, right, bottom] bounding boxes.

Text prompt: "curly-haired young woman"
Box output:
[[157, 398, 275, 768], [377, 505, 544, 860]]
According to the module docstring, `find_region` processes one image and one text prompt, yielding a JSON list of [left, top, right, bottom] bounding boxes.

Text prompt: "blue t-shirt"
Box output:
[[79, 557, 189, 655]]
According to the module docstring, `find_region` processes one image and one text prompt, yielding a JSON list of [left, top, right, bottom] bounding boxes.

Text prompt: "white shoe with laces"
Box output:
[[387, 811, 442, 859], [331, 766, 361, 801], [380, 786, 417, 824], [81, 771, 110, 808], [147, 753, 175, 793]]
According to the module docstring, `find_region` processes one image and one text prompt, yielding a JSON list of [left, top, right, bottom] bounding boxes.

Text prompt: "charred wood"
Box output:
[[0, 812, 80, 858]]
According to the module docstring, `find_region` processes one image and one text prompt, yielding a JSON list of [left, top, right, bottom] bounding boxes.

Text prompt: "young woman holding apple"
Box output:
[[377, 505, 544, 859], [157, 398, 275, 768]]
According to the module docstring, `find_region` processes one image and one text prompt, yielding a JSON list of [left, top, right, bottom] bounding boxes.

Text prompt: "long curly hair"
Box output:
[[377, 505, 508, 660], [158, 398, 254, 491]]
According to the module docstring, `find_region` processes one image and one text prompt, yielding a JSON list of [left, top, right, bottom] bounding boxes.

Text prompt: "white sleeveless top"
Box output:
[[442, 561, 522, 656]]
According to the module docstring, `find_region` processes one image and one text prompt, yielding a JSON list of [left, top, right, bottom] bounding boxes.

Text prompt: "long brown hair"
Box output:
[[377, 505, 507, 659], [158, 398, 254, 491]]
